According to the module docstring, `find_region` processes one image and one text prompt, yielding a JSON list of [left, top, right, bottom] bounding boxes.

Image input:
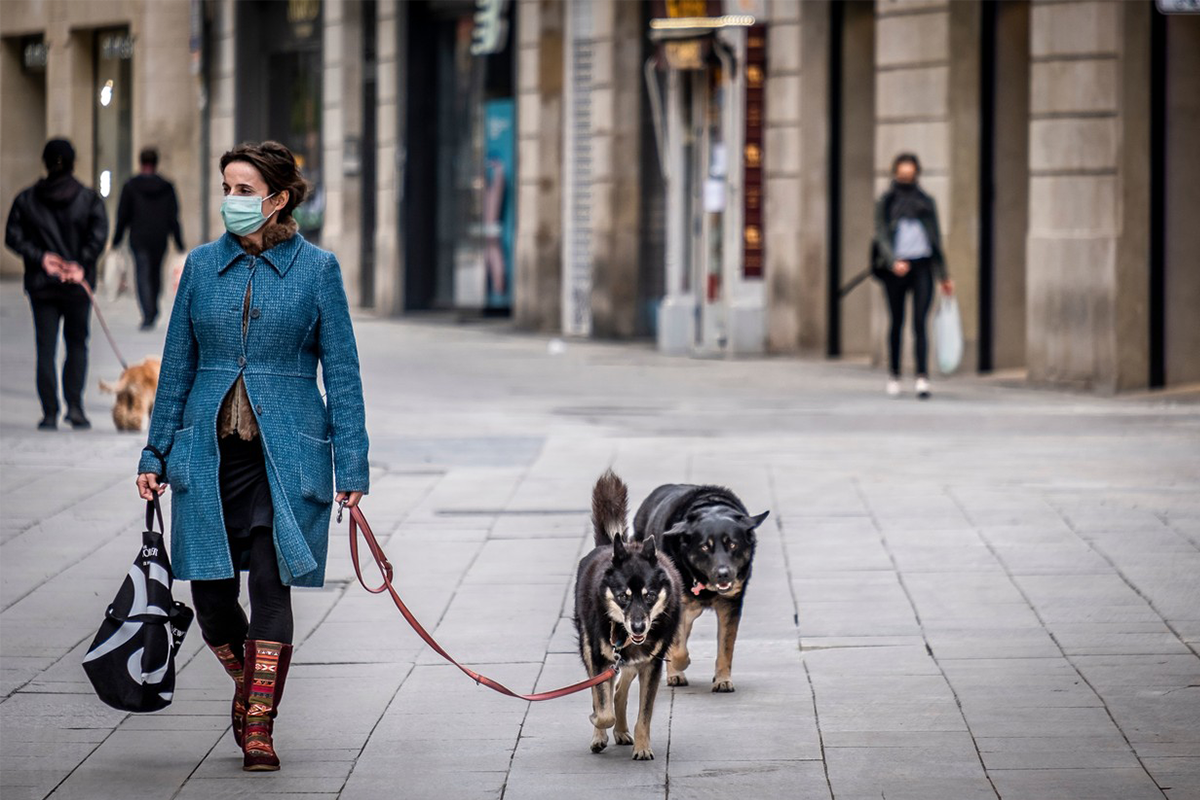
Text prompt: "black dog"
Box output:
[[574, 470, 682, 760], [633, 484, 768, 692]]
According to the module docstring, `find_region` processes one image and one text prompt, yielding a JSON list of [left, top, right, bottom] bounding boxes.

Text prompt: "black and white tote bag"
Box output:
[[83, 498, 193, 712]]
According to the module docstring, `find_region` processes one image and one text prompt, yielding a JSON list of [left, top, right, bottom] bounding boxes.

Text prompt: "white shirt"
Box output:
[[894, 217, 932, 260]]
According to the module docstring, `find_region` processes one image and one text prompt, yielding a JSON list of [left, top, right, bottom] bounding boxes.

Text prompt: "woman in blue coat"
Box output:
[[136, 141, 368, 772]]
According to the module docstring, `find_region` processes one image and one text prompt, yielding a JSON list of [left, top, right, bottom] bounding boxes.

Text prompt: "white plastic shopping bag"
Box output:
[[935, 294, 963, 375]]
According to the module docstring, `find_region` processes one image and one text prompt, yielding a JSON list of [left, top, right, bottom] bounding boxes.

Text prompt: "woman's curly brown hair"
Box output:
[[219, 141, 310, 223]]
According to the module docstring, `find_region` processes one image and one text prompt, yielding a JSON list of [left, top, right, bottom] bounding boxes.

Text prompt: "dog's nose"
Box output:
[[715, 566, 732, 581], [630, 619, 647, 635]]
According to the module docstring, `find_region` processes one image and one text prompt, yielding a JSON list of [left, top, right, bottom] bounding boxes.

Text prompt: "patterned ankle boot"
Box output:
[[242, 640, 293, 772], [209, 643, 247, 748]]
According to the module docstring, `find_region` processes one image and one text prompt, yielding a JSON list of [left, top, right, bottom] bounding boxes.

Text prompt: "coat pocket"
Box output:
[[298, 432, 334, 504], [165, 426, 194, 492]]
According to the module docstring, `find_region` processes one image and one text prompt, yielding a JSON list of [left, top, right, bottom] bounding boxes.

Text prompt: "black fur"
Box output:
[[574, 470, 682, 759], [633, 484, 769, 692]]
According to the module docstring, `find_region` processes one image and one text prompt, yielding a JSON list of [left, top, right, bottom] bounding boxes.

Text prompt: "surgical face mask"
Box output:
[[221, 192, 278, 237]]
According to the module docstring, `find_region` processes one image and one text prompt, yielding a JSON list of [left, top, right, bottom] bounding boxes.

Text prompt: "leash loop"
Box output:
[[346, 505, 617, 701]]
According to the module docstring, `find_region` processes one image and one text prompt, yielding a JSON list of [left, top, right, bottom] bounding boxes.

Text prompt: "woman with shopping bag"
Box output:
[[872, 152, 954, 399], [135, 141, 369, 772]]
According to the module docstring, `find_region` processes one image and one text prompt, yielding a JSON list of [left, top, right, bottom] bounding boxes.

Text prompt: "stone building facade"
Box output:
[[3, 0, 1196, 393]]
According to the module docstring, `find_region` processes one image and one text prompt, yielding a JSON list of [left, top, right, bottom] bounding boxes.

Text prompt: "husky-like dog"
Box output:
[[633, 484, 768, 693], [574, 470, 682, 760], [99, 356, 161, 432]]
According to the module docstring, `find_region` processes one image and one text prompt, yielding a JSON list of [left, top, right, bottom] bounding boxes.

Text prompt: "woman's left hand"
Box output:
[[940, 279, 954, 295], [336, 491, 364, 509]]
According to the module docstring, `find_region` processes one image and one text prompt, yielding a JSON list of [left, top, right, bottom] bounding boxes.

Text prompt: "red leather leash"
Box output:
[[346, 505, 619, 701]]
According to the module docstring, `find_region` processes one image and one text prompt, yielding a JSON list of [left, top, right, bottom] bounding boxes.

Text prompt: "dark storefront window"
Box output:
[[236, 0, 324, 243], [405, 0, 515, 312]]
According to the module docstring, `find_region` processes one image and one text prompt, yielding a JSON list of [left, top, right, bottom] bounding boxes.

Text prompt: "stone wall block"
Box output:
[[876, 11, 948, 68], [876, 66, 947, 120], [1029, 118, 1118, 173], [1030, 1, 1119, 58], [1030, 59, 1118, 115]]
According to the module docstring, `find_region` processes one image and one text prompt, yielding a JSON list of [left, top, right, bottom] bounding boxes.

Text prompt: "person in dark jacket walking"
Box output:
[[112, 148, 185, 329], [5, 139, 108, 430], [872, 152, 953, 400]]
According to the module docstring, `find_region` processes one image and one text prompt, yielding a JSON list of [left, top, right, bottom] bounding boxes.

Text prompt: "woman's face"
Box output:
[[893, 161, 918, 185], [222, 161, 287, 220]]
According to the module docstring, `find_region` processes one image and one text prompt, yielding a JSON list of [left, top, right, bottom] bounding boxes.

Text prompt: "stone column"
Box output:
[[764, 0, 807, 354], [586, 0, 642, 339], [373, 0, 403, 315], [514, 0, 564, 332], [133, 1, 201, 254], [1026, 0, 1147, 392], [322, 0, 365, 305], [206, 0, 237, 242]]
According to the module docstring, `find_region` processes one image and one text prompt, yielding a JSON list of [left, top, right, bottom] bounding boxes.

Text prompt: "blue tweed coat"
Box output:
[[138, 232, 369, 587]]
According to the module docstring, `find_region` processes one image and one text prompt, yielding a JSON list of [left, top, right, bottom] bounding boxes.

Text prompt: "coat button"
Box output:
[[237, 356, 246, 367], [250, 308, 261, 319], [255, 404, 263, 414]]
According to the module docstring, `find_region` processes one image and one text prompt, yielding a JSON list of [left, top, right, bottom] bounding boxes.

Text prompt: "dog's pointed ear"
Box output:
[[612, 534, 629, 564], [642, 535, 658, 563], [747, 510, 770, 529]]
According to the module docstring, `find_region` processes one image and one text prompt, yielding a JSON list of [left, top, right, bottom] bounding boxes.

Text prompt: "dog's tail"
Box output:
[[591, 469, 629, 546]]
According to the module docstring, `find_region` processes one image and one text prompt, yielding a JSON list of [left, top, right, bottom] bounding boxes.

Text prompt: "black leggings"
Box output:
[[191, 528, 294, 647], [883, 258, 934, 377]]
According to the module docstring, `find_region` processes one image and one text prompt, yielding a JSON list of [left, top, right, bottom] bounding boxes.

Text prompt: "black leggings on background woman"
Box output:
[[882, 257, 934, 378]]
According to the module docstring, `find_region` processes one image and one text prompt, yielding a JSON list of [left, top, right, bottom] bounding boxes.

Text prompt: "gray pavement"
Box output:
[[1, 277, 1198, 800]]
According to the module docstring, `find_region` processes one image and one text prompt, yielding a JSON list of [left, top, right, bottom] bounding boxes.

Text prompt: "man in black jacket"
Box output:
[[5, 139, 108, 430], [112, 148, 184, 329]]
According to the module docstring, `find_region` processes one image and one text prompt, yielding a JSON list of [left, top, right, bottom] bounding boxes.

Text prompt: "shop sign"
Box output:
[[22, 36, 47, 71], [100, 33, 134, 61], [742, 24, 765, 279], [288, 0, 320, 40], [471, 0, 511, 56]]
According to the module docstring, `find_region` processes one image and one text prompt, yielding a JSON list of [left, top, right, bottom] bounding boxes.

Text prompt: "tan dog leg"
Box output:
[[712, 602, 742, 692], [667, 603, 703, 686], [589, 675, 615, 753], [631, 661, 663, 760], [612, 667, 636, 745]]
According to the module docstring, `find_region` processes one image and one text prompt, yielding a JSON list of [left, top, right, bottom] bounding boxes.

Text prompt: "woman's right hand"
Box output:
[[137, 472, 166, 501], [892, 260, 910, 277]]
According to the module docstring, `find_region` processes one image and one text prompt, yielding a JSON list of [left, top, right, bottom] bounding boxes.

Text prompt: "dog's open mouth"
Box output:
[[629, 632, 647, 645], [714, 581, 733, 593]]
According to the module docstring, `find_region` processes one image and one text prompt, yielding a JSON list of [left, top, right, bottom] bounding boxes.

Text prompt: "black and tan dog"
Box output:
[[574, 470, 682, 760], [633, 484, 768, 693]]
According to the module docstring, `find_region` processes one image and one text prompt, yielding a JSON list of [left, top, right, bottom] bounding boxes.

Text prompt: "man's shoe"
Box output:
[[65, 407, 92, 429], [38, 415, 57, 431], [916, 377, 931, 400], [886, 379, 901, 398], [139, 320, 155, 331]]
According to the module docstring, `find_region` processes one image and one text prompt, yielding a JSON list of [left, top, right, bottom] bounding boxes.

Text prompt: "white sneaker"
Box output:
[[916, 377, 931, 400], [886, 379, 901, 397]]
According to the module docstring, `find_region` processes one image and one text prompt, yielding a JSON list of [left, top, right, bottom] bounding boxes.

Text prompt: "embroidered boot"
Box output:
[[208, 643, 247, 747], [242, 640, 293, 772]]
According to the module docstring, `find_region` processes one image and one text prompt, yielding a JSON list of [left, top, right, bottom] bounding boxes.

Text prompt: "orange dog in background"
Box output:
[[99, 357, 160, 432]]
